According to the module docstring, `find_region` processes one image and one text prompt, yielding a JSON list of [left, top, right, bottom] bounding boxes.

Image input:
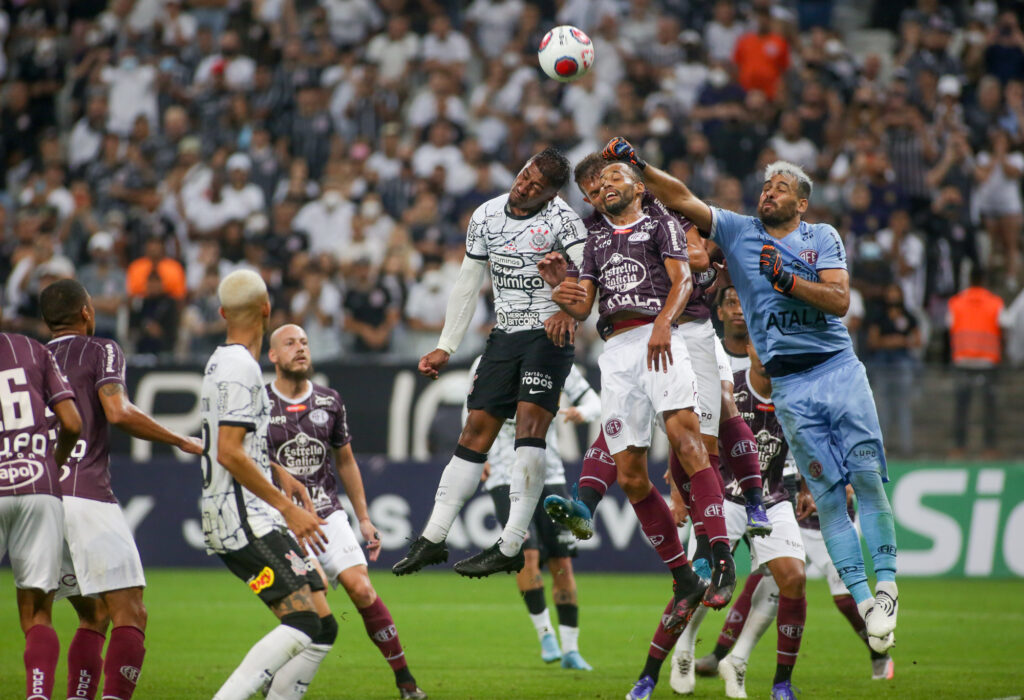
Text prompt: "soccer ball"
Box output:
[[537, 25, 594, 83]]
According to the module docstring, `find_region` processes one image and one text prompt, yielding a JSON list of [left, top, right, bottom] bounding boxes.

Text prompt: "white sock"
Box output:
[[213, 625, 311, 700], [499, 445, 546, 556], [422, 454, 486, 543], [731, 576, 779, 663], [559, 624, 579, 653], [265, 642, 332, 700], [530, 609, 554, 642], [676, 602, 709, 655]]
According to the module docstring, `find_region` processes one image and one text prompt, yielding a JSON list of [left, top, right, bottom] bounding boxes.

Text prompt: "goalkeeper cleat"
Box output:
[[865, 581, 898, 638], [669, 648, 696, 694], [626, 675, 656, 700], [544, 493, 594, 540], [453, 540, 524, 578], [540, 633, 562, 663], [392, 537, 448, 576], [868, 631, 895, 654], [561, 650, 593, 671], [744, 502, 773, 537]]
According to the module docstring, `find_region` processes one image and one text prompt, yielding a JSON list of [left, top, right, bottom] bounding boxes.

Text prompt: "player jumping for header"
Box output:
[[604, 138, 899, 662]]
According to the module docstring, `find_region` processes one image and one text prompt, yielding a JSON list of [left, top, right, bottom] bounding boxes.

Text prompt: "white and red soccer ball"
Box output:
[[537, 25, 594, 83]]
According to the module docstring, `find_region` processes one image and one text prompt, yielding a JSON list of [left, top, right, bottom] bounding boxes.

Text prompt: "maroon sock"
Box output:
[[102, 626, 145, 700], [720, 416, 763, 492], [669, 451, 692, 509], [834, 594, 873, 644], [776, 594, 806, 667], [580, 430, 617, 496], [359, 597, 409, 672], [689, 468, 729, 546], [24, 624, 59, 700], [649, 598, 684, 659], [67, 628, 105, 700], [717, 573, 763, 648], [630, 487, 687, 567]]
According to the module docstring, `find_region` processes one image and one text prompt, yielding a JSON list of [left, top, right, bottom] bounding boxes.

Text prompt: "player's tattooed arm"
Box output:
[[51, 398, 82, 468], [334, 444, 382, 561], [98, 382, 202, 455], [787, 267, 850, 317]]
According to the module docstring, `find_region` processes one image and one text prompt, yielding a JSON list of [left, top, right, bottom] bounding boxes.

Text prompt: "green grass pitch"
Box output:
[[1, 570, 1020, 699]]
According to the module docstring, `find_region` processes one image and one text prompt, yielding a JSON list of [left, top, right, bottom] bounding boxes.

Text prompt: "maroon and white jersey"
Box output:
[[265, 381, 352, 519], [721, 368, 790, 508], [579, 206, 690, 327], [641, 194, 713, 321], [47, 335, 126, 503], [0, 333, 75, 499]]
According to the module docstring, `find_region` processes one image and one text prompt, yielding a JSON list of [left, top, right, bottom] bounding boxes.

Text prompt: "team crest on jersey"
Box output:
[[286, 550, 310, 576], [754, 429, 783, 472], [798, 249, 818, 265], [309, 408, 329, 426], [605, 417, 623, 437], [808, 459, 823, 478], [528, 227, 551, 251], [627, 230, 650, 242], [276, 432, 327, 475]]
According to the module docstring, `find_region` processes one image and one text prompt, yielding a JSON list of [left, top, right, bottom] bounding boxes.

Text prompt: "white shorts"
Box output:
[[0, 494, 64, 591], [800, 524, 847, 597], [678, 319, 722, 437], [57, 496, 146, 600], [688, 500, 805, 570], [598, 324, 699, 455], [715, 334, 734, 384], [314, 510, 367, 585]]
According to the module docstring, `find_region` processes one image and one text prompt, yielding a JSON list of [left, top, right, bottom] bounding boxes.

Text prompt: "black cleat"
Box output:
[[453, 540, 525, 578], [702, 555, 737, 609], [666, 575, 709, 632], [392, 536, 449, 576]]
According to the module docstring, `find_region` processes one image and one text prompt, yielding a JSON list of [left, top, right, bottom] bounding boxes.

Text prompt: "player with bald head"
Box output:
[[264, 324, 427, 700], [198, 270, 331, 700]]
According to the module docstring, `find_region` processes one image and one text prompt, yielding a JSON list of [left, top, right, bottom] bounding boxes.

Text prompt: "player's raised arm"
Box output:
[[333, 444, 381, 561], [603, 137, 713, 233], [98, 382, 202, 455]]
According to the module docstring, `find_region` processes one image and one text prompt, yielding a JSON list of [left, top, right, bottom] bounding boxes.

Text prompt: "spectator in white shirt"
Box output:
[[365, 15, 420, 85], [406, 71, 468, 131], [193, 30, 256, 91], [704, 0, 747, 63], [219, 153, 266, 222], [321, 0, 383, 48], [421, 14, 471, 78], [412, 121, 465, 181], [562, 71, 615, 139], [159, 0, 197, 49], [365, 122, 405, 183], [290, 261, 345, 359], [292, 179, 355, 257], [68, 93, 107, 173], [465, 0, 525, 58], [769, 111, 820, 174], [101, 47, 158, 137]]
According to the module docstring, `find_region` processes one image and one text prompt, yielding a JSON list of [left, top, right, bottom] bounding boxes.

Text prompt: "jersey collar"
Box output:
[[270, 380, 314, 404], [602, 213, 649, 231], [745, 368, 773, 405]]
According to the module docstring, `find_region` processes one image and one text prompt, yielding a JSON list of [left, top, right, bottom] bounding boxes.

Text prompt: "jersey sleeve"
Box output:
[[814, 224, 848, 271], [579, 237, 599, 283], [215, 361, 264, 431], [655, 216, 689, 261], [41, 344, 75, 407], [465, 204, 488, 261], [708, 206, 748, 252], [330, 391, 352, 448], [554, 201, 588, 251], [94, 340, 127, 390]]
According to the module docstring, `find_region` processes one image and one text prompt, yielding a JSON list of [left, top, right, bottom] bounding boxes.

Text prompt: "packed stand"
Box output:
[[0, 0, 1022, 377]]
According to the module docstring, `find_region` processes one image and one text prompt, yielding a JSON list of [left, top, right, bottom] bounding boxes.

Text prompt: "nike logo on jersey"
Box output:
[[528, 388, 545, 395]]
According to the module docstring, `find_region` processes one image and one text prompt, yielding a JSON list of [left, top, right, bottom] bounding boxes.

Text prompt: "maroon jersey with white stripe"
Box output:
[[265, 381, 352, 518], [641, 194, 713, 321], [0, 332, 75, 498], [47, 335, 126, 503], [721, 368, 790, 508]]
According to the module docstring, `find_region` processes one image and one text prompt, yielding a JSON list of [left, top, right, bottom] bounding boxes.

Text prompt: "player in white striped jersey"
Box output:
[[197, 270, 328, 700]]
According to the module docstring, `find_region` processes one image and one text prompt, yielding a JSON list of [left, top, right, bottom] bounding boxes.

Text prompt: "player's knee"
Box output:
[[280, 610, 321, 641], [720, 387, 739, 419], [313, 614, 338, 646], [616, 470, 648, 499], [345, 578, 377, 609]]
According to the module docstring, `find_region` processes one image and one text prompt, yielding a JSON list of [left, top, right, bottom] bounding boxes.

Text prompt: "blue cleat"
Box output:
[[692, 557, 712, 581], [771, 680, 798, 699], [626, 675, 656, 700], [540, 633, 562, 663], [544, 492, 594, 540], [745, 502, 773, 537], [561, 650, 593, 671]]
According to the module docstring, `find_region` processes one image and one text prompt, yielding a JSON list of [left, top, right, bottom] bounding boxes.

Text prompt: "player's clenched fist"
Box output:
[[602, 137, 647, 170], [552, 279, 587, 307], [759, 244, 795, 295], [418, 348, 450, 379]]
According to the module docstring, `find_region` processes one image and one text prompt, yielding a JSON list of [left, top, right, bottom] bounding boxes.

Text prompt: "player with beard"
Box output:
[[265, 324, 427, 700], [606, 139, 899, 693], [545, 161, 736, 700], [393, 147, 588, 579], [0, 329, 80, 700], [198, 270, 329, 700], [38, 279, 203, 700]]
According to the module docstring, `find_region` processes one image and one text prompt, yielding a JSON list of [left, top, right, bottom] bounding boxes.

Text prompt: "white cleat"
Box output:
[[865, 581, 898, 638], [868, 631, 895, 654], [871, 655, 895, 680], [669, 648, 696, 694], [718, 655, 748, 699]]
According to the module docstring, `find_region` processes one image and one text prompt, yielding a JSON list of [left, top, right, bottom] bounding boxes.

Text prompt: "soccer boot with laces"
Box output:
[[543, 489, 594, 540], [868, 631, 895, 654], [865, 581, 898, 638], [703, 554, 737, 609], [540, 633, 562, 663], [397, 683, 428, 699], [770, 680, 797, 700], [871, 654, 895, 680], [695, 652, 721, 676], [626, 675, 656, 700], [392, 536, 449, 576], [665, 575, 709, 632], [718, 655, 748, 699], [669, 648, 696, 694], [453, 540, 525, 578], [561, 650, 593, 670], [744, 502, 773, 537]]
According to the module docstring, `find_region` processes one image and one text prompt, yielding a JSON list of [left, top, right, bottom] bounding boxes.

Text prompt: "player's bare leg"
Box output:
[[549, 556, 590, 670], [454, 402, 555, 577], [514, 550, 561, 663], [338, 565, 426, 698], [18, 587, 60, 700], [664, 408, 736, 609], [67, 595, 109, 700], [395, 410, 504, 575], [214, 586, 320, 700]]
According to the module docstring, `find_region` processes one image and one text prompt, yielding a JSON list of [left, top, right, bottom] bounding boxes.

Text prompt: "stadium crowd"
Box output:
[[1, 0, 1023, 381]]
